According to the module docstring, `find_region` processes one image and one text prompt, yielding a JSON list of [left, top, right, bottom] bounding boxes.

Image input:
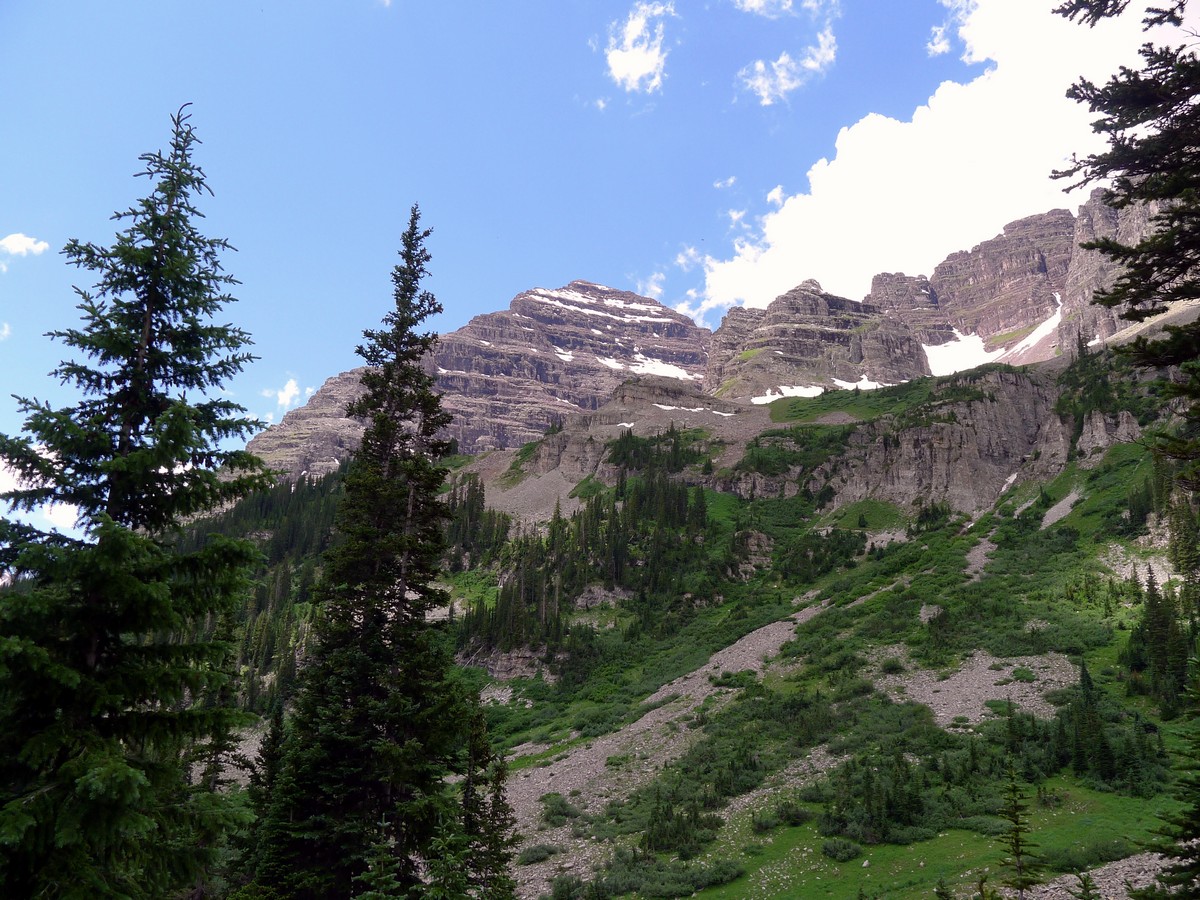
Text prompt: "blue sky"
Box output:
[[0, 0, 1177, 496]]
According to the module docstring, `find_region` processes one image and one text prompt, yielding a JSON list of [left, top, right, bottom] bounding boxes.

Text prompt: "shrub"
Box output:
[[822, 838, 863, 862], [517, 843, 562, 865], [751, 810, 780, 833], [880, 657, 905, 675], [775, 798, 814, 826], [1042, 838, 1135, 874], [541, 792, 584, 827]]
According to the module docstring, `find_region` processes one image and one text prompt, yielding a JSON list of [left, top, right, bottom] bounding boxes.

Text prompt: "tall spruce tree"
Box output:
[[0, 107, 271, 897], [997, 765, 1042, 899], [1059, 4, 1200, 894], [254, 206, 499, 899], [1054, 0, 1200, 481]]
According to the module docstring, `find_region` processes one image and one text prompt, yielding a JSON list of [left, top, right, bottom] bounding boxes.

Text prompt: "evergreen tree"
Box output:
[[1055, 0, 1200, 482], [0, 107, 271, 897], [253, 207, 487, 898], [1132, 674, 1200, 897], [1069, 871, 1102, 900], [997, 765, 1042, 899]]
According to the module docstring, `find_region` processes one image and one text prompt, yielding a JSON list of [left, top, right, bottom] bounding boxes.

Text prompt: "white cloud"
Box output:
[[0, 233, 49, 274], [638, 271, 666, 299], [728, 209, 747, 225], [691, 0, 1163, 321], [606, 2, 675, 94], [927, 24, 951, 56], [0, 233, 49, 257], [262, 377, 303, 409], [739, 26, 836, 105], [675, 246, 702, 271], [713, 175, 737, 189], [41, 502, 79, 532], [733, 0, 794, 17], [766, 185, 785, 206], [0, 323, 10, 341]]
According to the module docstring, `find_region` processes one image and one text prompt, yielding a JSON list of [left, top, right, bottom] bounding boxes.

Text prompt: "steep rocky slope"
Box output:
[[434, 281, 709, 452], [703, 280, 938, 403], [249, 282, 710, 477], [706, 190, 1148, 401], [249, 194, 1153, 478]]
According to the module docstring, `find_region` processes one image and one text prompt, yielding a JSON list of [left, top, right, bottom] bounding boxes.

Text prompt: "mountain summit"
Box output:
[[249, 192, 1150, 479]]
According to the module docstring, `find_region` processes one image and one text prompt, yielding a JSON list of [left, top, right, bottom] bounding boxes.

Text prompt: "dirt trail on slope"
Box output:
[[508, 601, 827, 898]]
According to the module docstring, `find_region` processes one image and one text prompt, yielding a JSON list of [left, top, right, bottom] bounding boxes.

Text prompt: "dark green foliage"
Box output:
[[1069, 872, 1102, 900], [1120, 572, 1194, 715], [0, 107, 271, 898], [517, 843, 561, 865], [549, 850, 743, 899], [821, 838, 863, 862], [735, 424, 853, 477], [1130, 676, 1200, 898], [459, 468, 720, 655], [541, 792, 584, 828], [813, 666, 1168, 853], [252, 207, 510, 899], [177, 468, 345, 711], [445, 473, 512, 572], [600, 684, 835, 866], [997, 765, 1042, 898], [1055, 0, 1200, 485], [606, 424, 708, 473], [774, 527, 866, 582]]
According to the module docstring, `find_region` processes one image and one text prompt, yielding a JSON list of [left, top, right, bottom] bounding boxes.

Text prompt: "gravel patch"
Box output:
[[965, 532, 996, 582], [1011, 852, 1165, 899], [508, 600, 829, 898], [1041, 490, 1080, 529], [877, 650, 1077, 726]]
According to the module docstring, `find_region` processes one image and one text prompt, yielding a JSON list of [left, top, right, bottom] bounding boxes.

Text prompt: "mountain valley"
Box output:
[[211, 190, 1200, 898]]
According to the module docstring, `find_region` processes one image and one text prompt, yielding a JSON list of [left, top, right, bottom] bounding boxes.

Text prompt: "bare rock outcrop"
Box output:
[[246, 367, 366, 479], [704, 280, 932, 401], [820, 368, 1072, 515], [435, 281, 710, 453], [930, 209, 1077, 350], [249, 282, 711, 478]]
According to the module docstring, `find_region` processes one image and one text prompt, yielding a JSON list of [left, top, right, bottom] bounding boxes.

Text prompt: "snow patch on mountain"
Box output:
[[630, 354, 699, 380], [751, 385, 825, 405], [832, 375, 895, 391], [1002, 293, 1062, 360], [923, 330, 1005, 377]]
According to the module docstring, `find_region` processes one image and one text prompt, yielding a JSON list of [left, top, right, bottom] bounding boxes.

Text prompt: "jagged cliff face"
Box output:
[[707, 192, 1154, 400], [248, 282, 710, 477], [929, 209, 1076, 347], [828, 368, 1072, 514], [1058, 189, 1158, 350], [703, 280, 932, 402], [245, 367, 366, 479], [434, 281, 710, 452], [249, 195, 1156, 483]]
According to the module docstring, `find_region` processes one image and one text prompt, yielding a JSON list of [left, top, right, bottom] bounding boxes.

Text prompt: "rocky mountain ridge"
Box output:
[[248, 190, 1151, 478]]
